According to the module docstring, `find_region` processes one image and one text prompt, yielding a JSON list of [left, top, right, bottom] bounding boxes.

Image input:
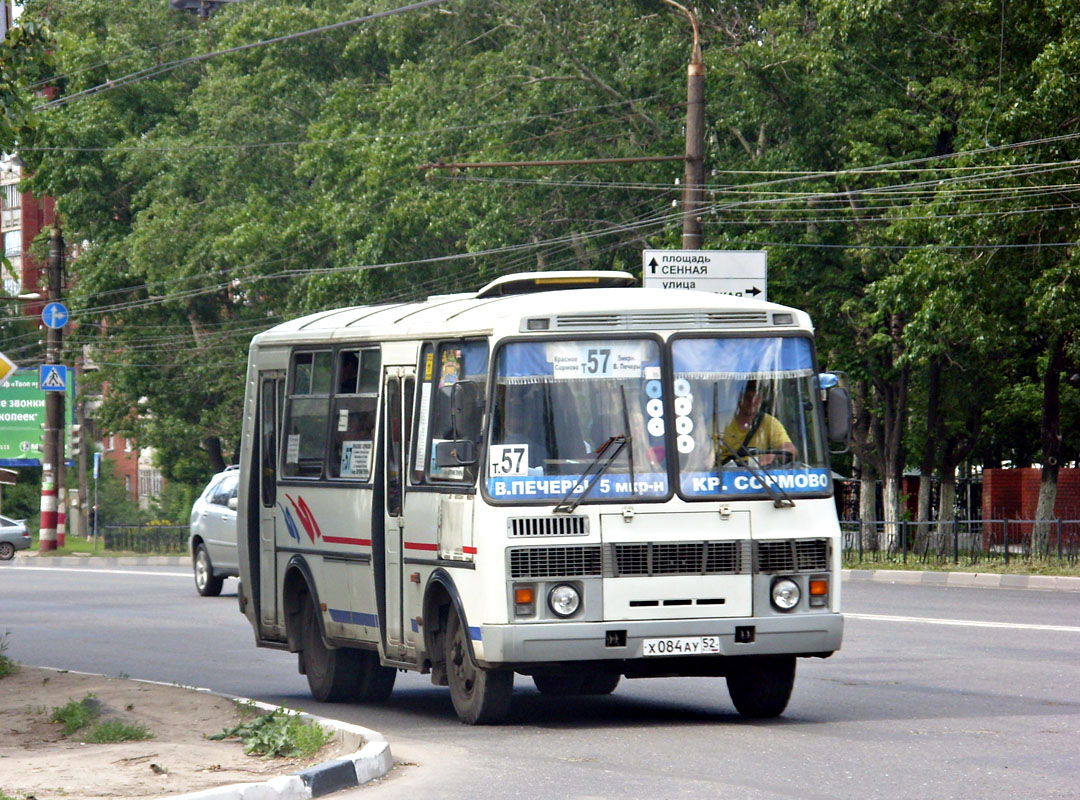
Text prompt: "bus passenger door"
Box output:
[[382, 368, 415, 658], [258, 372, 285, 631]]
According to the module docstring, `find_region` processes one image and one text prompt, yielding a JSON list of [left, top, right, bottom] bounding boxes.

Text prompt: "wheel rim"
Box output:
[[195, 551, 209, 589], [449, 622, 476, 698], [0, 542, 14, 559]]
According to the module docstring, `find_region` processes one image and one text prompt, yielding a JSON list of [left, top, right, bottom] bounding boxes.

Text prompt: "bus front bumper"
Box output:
[[477, 612, 843, 667]]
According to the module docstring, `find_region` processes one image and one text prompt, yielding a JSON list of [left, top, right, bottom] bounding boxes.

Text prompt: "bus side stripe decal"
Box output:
[[404, 541, 438, 551], [328, 609, 379, 628], [323, 536, 372, 546]]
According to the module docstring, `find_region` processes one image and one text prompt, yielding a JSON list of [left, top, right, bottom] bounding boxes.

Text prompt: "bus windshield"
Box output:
[[670, 336, 832, 499], [486, 338, 668, 503]]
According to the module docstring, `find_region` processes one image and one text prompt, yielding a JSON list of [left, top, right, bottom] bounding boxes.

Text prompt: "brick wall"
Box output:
[[982, 468, 1080, 520]]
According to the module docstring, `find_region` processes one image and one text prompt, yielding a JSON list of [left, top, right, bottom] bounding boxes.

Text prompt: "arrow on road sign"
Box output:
[[42, 302, 69, 330], [745, 287, 762, 297]]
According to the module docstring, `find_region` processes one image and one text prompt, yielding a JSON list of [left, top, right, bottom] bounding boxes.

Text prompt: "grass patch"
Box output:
[[84, 719, 152, 743], [843, 556, 1080, 576], [0, 632, 17, 680], [49, 694, 154, 742], [211, 707, 332, 759], [50, 696, 99, 735]]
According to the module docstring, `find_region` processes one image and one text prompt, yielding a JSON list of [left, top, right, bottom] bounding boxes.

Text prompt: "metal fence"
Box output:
[[841, 519, 1080, 566], [101, 524, 188, 555]]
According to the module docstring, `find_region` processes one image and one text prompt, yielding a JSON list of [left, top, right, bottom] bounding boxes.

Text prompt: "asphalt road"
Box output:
[[1, 564, 1077, 800]]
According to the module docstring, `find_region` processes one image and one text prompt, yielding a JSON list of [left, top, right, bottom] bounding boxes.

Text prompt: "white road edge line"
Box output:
[[846, 612, 1080, 633]]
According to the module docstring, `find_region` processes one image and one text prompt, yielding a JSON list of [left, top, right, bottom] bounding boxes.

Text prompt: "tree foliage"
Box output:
[[12, 0, 1080, 505]]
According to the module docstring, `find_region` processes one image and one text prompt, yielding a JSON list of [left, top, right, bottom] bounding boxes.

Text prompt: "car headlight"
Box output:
[[548, 584, 581, 618], [770, 578, 801, 611]]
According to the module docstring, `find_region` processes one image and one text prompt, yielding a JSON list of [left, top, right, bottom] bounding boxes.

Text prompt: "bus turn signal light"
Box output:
[[809, 578, 828, 607], [514, 586, 536, 617]]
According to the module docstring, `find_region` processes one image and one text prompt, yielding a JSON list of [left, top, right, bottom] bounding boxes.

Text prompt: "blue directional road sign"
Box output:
[[41, 302, 70, 329], [39, 364, 67, 392]]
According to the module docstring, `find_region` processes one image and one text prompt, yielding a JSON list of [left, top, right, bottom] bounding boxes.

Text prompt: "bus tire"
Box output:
[[580, 673, 620, 695], [299, 593, 358, 703], [725, 656, 796, 718], [194, 544, 224, 597], [532, 674, 584, 695], [445, 608, 512, 724], [355, 650, 396, 703]]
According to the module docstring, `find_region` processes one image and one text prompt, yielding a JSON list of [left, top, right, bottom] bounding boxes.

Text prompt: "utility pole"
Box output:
[[38, 224, 64, 551], [664, 0, 705, 250]]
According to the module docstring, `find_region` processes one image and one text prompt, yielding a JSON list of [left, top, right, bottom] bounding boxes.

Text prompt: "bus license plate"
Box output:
[[642, 636, 721, 657]]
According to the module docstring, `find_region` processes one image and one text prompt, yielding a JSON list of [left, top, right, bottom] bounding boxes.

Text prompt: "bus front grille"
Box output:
[[507, 516, 589, 537], [611, 541, 747, 576], [509, 545, 603, 578], [755, 539, 830, 573]]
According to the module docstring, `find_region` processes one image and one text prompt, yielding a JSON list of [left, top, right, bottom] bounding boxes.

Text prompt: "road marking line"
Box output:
[[5, 566, 190, 578], [847, 612, 1080, 633]]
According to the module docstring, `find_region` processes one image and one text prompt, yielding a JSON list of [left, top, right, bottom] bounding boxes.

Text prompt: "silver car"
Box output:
[[0, 514, 31, 560], [188, 466, 239, 596]]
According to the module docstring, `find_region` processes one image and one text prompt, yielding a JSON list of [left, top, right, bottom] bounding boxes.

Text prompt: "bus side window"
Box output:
[[427, 340, 488, 484], [282, 351, 332, 479], [330, 348, 380, 480]]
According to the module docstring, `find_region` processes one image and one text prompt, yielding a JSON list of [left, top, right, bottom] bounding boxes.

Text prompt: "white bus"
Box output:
[[235, 270, 850, 724]]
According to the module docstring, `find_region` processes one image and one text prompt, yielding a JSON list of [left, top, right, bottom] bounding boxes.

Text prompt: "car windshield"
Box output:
[[670, 336, 832, 500], [486, 339, 668, 503]]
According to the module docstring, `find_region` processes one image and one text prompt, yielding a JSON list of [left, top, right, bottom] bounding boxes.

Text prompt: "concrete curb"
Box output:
[[843, 568, 1080, 593], [31, 668, 393, 800], [168, 697, 394, 800], [5, 553, 188, 567]]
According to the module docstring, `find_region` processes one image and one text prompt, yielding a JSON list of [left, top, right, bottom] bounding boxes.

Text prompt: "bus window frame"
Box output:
[[481, 332, 674, 508], [280, 349, 334, 480], [665, 331, 834, 503], [411, 338, 489, 489], [328, 346, 381, 483]]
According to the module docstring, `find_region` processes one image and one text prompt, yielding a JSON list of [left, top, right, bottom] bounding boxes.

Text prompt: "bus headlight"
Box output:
[[548, 584, 581, 618], [770, 578, 801, 611]]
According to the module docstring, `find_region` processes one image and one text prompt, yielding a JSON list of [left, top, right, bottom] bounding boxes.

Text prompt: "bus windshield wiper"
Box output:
[[553, 434, 627, 514], [712, 383, 794, 509]]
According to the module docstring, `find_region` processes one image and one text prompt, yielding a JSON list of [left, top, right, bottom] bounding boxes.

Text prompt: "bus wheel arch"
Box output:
[[282, 556, 317, 654], [422, 570, 459, 686]]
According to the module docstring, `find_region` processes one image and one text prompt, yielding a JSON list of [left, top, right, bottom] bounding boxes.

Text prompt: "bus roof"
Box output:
[[250, 273, 813, 347]]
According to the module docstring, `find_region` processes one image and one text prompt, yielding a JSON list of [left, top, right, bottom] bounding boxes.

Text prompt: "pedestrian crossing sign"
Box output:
[[39, 365, 67, 391]]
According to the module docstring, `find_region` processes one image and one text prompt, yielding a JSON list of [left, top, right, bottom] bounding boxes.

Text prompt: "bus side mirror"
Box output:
[[825, 385, 852, 447], [450, 380, 482, 441]]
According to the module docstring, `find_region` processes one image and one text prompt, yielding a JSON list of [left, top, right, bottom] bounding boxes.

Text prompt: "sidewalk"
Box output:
[[842, 567, 1080, 592], [9, 552, 1080, 593]]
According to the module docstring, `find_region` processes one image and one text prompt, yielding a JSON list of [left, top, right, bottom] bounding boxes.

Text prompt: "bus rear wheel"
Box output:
[[299, 593, 358, 703], [355, 650, 396, 703], [725, 655, 796, 718], [445, 608, 512, 724]]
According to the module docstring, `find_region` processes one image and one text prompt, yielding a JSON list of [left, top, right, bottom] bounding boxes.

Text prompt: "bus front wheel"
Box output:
[[725, 655, 796, 718], [445, 609, 512, 724]]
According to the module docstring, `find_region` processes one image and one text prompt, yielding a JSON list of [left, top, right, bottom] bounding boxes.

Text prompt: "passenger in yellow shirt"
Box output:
[[715, 382, 797, 467]]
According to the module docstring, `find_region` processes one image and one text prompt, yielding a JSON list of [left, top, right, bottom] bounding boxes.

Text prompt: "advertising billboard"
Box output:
[[0, 368, 76, 467]]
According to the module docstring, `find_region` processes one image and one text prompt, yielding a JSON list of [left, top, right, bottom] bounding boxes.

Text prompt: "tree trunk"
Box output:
[[1033, 335, 1066, 555], [858, 458, 878, 551], [917, 359, 941, 527], [205, 436, 227, 475]]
